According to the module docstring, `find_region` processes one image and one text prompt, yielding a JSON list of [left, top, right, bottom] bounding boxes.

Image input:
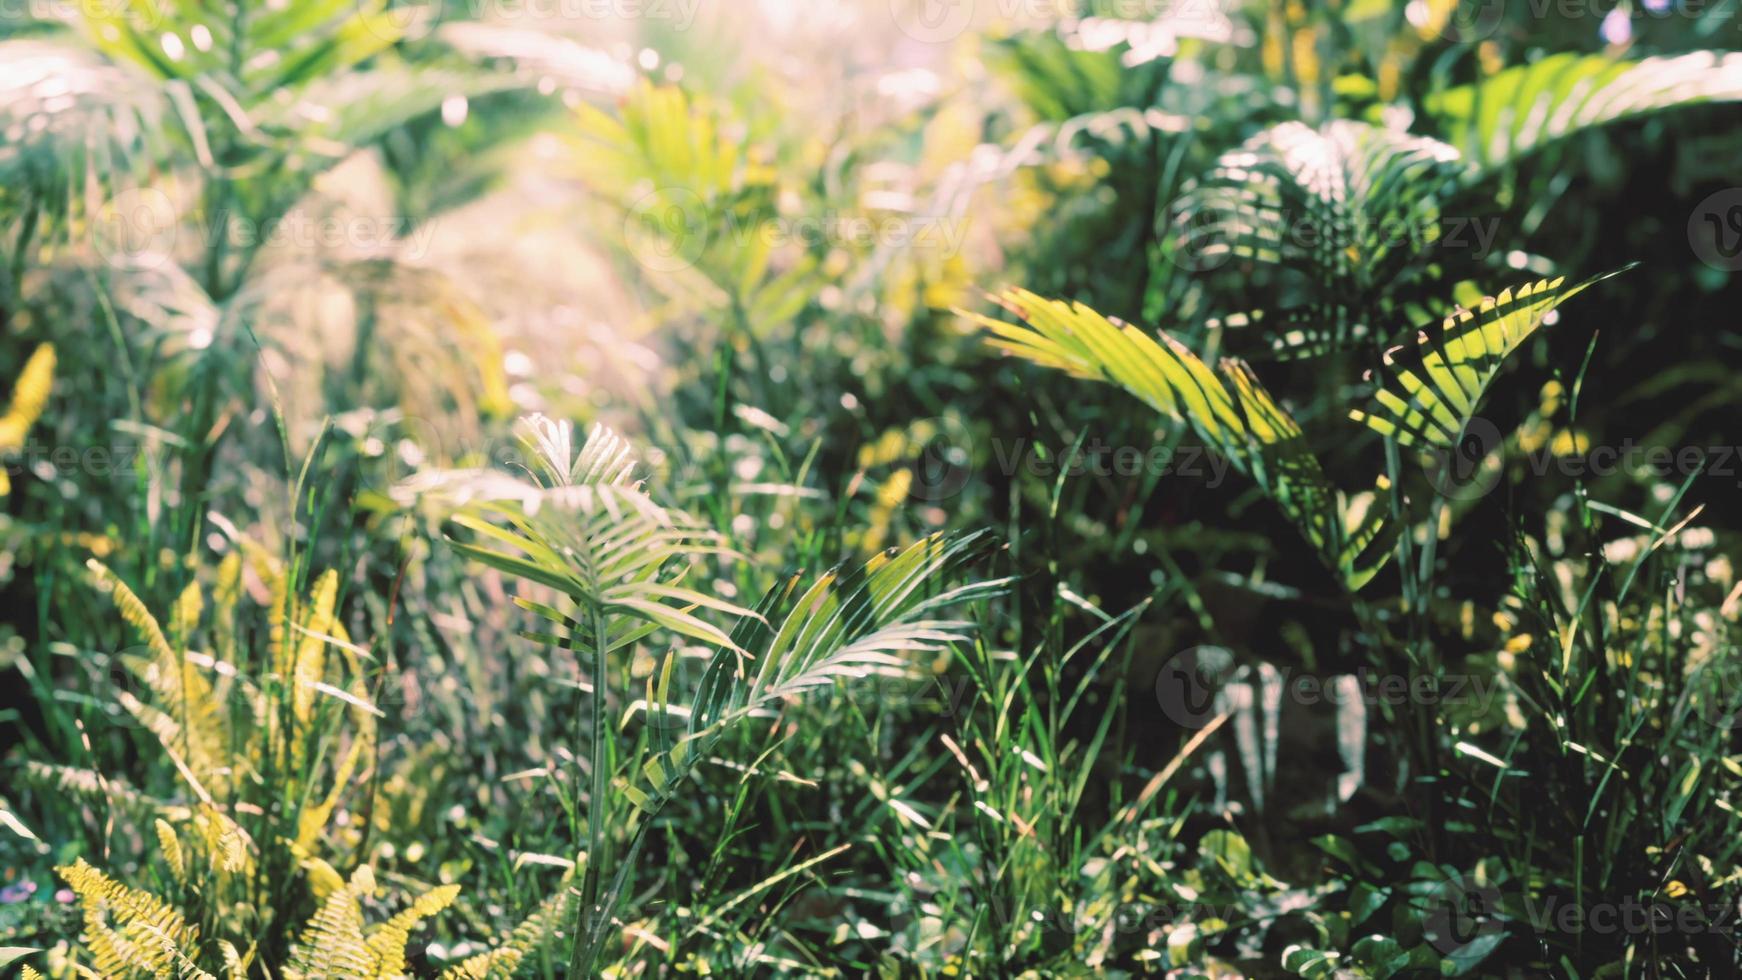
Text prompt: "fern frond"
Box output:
[[441, 420, 750, 653], [287, 865, 377, 979], [1179, 122, 1467, 359], [366, 883, 461, 977], [58, 858, 210, 980], [0, 344, 56, 450], [156, 819, 187, 886], [169, 579, 204, 645], [437, 879, 576, 980], [193, 804, 247, 874], [292, 570, 341, 725], [88, 559, 226, 783], [21, 761, 168, 822]]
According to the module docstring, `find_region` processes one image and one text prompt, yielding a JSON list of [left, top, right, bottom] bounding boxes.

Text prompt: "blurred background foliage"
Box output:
[[3, 0, 1742, 976]]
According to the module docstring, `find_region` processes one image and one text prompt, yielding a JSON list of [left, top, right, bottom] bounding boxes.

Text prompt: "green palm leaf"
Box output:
[[1424, 50, 1742, 174], [1178, 120, 1469, 359], [1350, 268, 1629, 449], [624, 531, 1007, 815], [972, 288, 1393, 590]]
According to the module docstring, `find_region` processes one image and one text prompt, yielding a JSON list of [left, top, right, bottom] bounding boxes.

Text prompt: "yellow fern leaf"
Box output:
[[213, 552, 243, 665], [297, 851, 346, 901], [292, 570, 340, 724], [58, 857, 211, 979], [170, 578, 204, 643], [218, 940, 245, 979], [437, 877, 576, 980], [89, 560, 225, 782], [194, 803, 247, 874], [88, 559, 175, 664], [0, 343, 54, 450], [367, 883, 461, 978], [287, 865, 376, 979], [156, 818, 186, 885]]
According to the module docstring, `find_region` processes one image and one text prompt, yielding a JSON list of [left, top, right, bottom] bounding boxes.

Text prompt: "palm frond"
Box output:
[[625, 531, 1006, 815], [1424, 50, 1742, 174], [434, 21, 633, 97], [1351, 269, 1629, 449], [1178, 120, 1469, 359], [436, 416, 750, 653], [972, 288, 1394, 590], [0, 39, 165, 246]]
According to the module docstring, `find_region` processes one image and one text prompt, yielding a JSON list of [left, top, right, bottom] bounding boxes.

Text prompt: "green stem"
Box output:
[[570, 604, 613, 976]]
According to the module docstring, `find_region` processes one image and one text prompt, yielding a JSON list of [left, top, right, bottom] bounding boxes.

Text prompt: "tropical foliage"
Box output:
[[4, 1, 1742, 977]]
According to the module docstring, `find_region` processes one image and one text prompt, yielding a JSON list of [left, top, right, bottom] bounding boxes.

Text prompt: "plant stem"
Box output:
[[570, 603, 613, 976]]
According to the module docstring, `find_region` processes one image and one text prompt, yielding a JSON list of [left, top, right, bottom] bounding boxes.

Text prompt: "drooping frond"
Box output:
[[287, 865, 377, 979], [1351, 270, 1627, 449], [972, 288, 1394, 589], [436, 878, 576, 980], [57, 858, 212, 980], [21, 762, 168, 823], [1178, 121, 1468, 359], [0, 40, 163, 234], [366, 883, 462, 978], [626, 532, 1006, 815], [1424, 50, 1742, 174], [87, 559, 226, 783]]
